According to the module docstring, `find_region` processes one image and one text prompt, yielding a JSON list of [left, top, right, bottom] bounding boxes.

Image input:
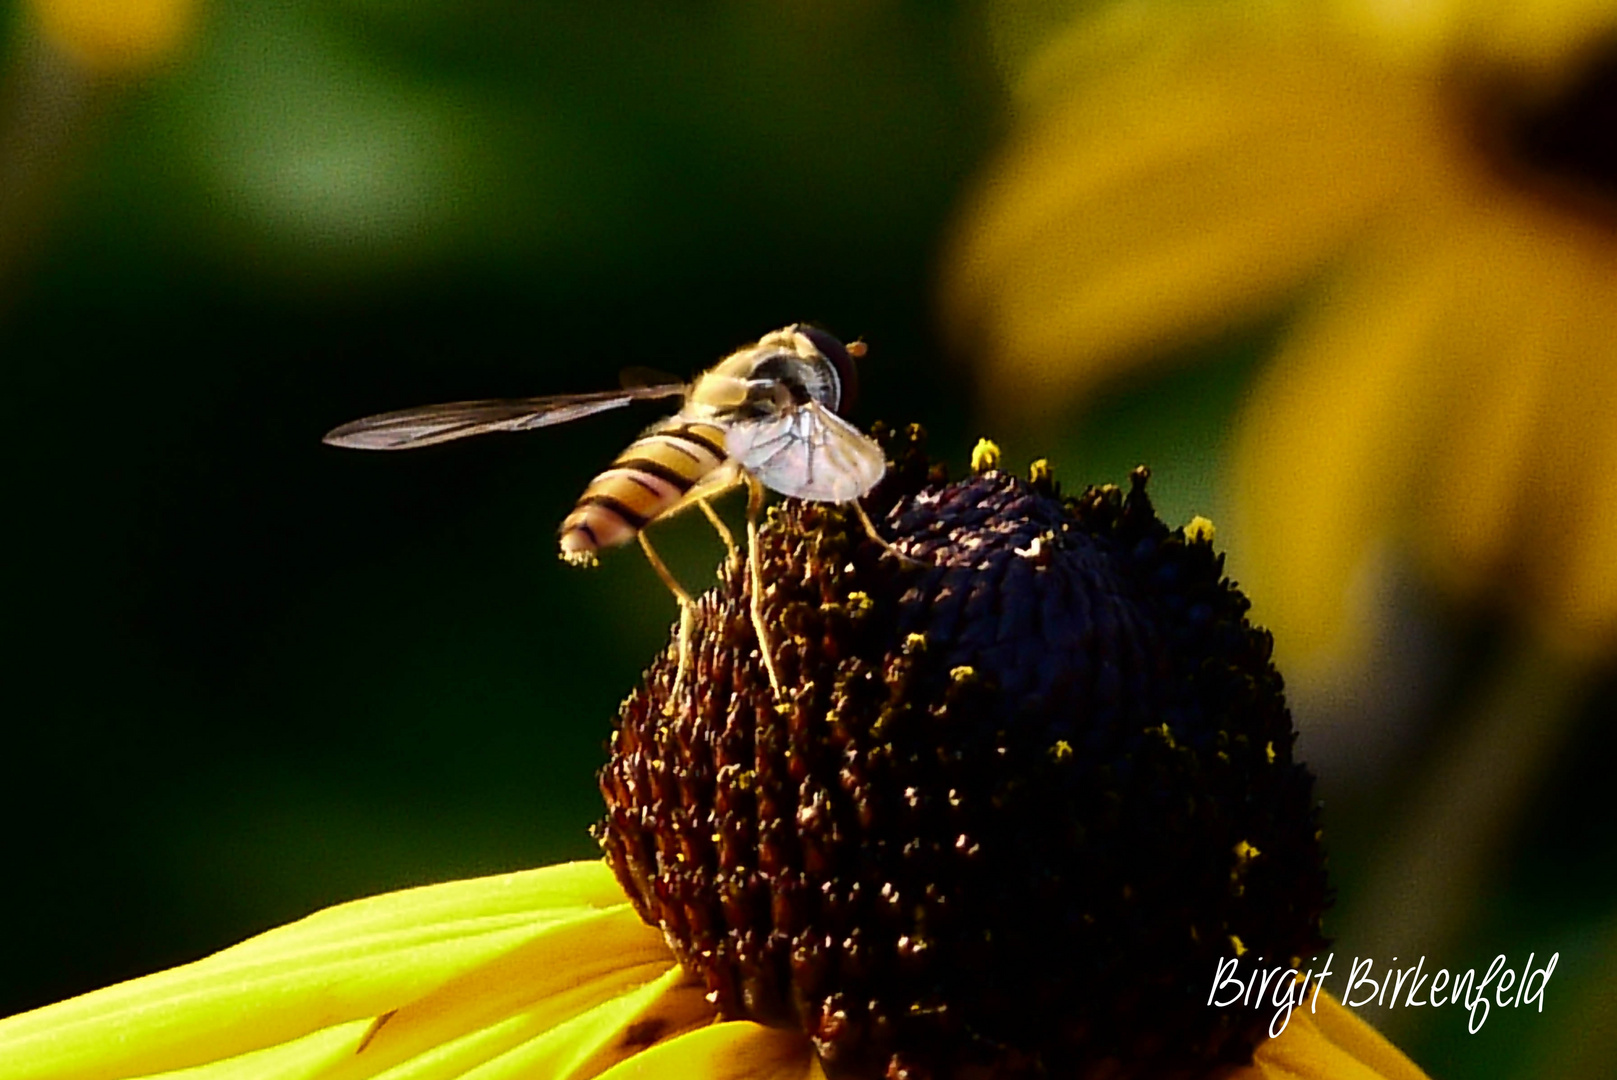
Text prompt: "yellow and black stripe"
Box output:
[[558, 420, 729, 563]]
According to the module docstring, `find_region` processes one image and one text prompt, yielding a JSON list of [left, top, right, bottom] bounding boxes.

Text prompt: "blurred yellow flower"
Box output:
[[945, 0, 1617, 664], [27, 0, 197, 74], [0, 860, 1427, 1080]]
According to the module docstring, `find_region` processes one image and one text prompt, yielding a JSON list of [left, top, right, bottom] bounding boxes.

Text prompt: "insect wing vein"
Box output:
[[726, 402, 885, 503], [323, 384, 687, 451]]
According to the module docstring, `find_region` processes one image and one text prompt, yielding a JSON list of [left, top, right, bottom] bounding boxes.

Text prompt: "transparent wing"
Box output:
[[323, 383, 687, 451], [618, 366, 685, 390], [725, 400, 886, 502]]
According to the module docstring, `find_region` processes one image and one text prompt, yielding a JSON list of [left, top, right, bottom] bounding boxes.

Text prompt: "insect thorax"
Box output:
[[691, 332, 843, 423]]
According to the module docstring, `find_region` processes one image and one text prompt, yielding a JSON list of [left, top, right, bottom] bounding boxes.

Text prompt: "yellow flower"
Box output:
[[944, 0, 1617, 664], [0, 448, 1435, 1079], [26, 0, 198, 74], [0, 860, 1428, 1080]]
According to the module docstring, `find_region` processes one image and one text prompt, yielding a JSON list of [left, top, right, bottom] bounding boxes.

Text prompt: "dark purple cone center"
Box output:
[[597, 444, 1329, 1080]]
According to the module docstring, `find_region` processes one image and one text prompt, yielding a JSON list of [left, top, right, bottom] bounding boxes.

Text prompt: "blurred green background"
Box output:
[[2, 3, 1614, 1078], [0, 0, 992, 1013]]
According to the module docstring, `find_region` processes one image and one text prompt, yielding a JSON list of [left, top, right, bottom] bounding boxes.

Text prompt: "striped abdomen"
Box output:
[[558, 419, 729, 564]]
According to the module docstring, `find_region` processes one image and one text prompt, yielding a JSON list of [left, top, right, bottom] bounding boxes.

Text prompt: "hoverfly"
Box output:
[[323, 324, 896, 696]]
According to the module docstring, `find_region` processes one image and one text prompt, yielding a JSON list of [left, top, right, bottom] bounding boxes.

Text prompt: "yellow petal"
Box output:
[[123, 965, 711, 1080], [1251, 991, 1427, 1079], [134, 1020, 375, 1080], [0, 856, 1436, 1080], [0, 862, 670, 1080], [323, 964, 707, 1080], [1415, 280, 1554, 595], [218, 861, 632, 961], [26, 0, 197, 74], [1528, 243, 1617, 653], [1390, 163, 1617, 654], [1403, 186, 1574, 594], [309, 919, 677, 1080], [941, 13, 1441, 415], [1227, 222, 1458, 666], [592, 1021, 819, 1080], [1447, 0, 1617, 72]]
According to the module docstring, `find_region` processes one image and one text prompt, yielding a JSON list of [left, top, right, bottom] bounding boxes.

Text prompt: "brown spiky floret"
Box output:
[[595, 426, 1329, 1080]]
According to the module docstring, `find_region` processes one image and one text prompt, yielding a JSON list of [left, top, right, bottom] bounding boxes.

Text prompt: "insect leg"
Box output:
[[654, 463, 743, 573], [637, 531, 698, 698], [636, 530, 694, 606], [852, 499, 924, 567], [746, 475, 785, 698], [697, 498, 740, 569]]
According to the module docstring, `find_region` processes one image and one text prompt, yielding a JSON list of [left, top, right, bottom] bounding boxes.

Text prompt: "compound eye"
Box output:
[[795, 325, 859, 417]]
